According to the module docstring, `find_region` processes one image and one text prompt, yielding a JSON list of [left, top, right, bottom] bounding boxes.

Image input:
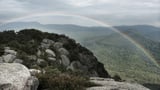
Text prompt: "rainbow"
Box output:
[[1, 12, 160, 68]]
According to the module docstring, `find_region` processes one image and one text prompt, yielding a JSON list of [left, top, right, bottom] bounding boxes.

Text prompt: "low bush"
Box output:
[[36, 67, 97, 90]]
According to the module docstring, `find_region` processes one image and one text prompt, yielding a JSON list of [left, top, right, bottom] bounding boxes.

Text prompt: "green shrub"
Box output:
[[37, 73, 95, 90], [0, 46, 4, 56], [36, 67, 97, 90]]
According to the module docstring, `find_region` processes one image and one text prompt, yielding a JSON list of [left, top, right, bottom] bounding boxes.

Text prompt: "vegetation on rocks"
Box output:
[[0, 29, 109, 90]]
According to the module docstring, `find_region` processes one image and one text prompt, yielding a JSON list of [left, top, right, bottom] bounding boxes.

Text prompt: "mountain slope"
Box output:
[[82, 33, 160, 84]]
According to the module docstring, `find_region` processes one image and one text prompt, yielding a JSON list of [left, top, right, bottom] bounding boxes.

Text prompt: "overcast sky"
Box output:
[[0, 0, 160, 26]]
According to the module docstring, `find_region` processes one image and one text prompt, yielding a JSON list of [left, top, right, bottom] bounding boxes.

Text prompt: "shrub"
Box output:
[[0, 45, 4, 56], [36, 67, 97, 90], [37, 73, 94, 90]]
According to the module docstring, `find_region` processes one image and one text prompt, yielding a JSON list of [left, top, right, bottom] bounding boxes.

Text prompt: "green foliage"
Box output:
[[17, 29, 44, 42], [0, 45, 4, 56], [37, 67, 96, 90], [0, 30, 16, 44], [17, 51, 34, 68]]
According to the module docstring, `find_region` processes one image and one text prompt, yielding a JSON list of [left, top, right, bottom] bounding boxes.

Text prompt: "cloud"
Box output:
[[0, 0, 26, 12], [66, 0, 112, 7], [0, 0, 159, 26]]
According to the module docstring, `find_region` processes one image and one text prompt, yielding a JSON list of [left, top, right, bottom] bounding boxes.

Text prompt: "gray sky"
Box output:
[[0, 0, 160, 26]]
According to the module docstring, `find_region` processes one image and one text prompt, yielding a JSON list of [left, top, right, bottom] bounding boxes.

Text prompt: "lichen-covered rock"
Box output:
[[25, 76, 39, 90], [41, 42, 50, 49], [48, 57, 56, 62], [78, 53, 110, 78], [87, 77, 150, 90], [4, 49, 17, 56], [27, 55, 37, 61], [37, 59, 45, 65], [54, 42, 63, 50], [37, 50, 42, 57], [67, 61, 88, 72], [0, 63, 39, 90], [0, 57, 3, 63], [2, 54, 16, 63], [42, 39, 55, 44], [29, 69, 41, 76], [40, 39, 55, 49], [61, 55, 70, 67], [45, 49, 56, 57], [13, 59, 23, 63], [58, 48, 69, 55]]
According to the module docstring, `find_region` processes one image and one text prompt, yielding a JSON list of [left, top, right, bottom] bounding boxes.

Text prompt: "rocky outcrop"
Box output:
[[35, 37, 110, 77], [0, 29, 110, 78], [87, 77, 150, 90], [0, 40, 110, 78], [0, 63, 39, 90]]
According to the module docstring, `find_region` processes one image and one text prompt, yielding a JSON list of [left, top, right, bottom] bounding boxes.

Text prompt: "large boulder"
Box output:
[[37, 58, 45, 65], [79, 53, 110, 78], [79, 53, 97, 68], [87, 77, 150, 90], [36, 50, 42, 57], [0, 63, 39, 90], [58, 48, 69, 55], [2, 54, 16, 63], [40, 39, 55, 49], [45, 49, 56, 57], [61, 55, 70, 67], [29, 69, 41, 76], [13, 59, 23, 64], [67, 61, 88, 72], [27, 55, 37, 61], [4, 49, 17, 56], [48, 57, 56, 62], [42, 39, 55, 45], [25, 76, 39, 90], [0, 57, 3, 63], [54, 42, 63, 50]]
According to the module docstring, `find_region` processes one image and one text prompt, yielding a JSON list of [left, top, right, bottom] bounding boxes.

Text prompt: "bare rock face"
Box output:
[[87, 77, 150, 90], [0, 63, 39, 90]]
